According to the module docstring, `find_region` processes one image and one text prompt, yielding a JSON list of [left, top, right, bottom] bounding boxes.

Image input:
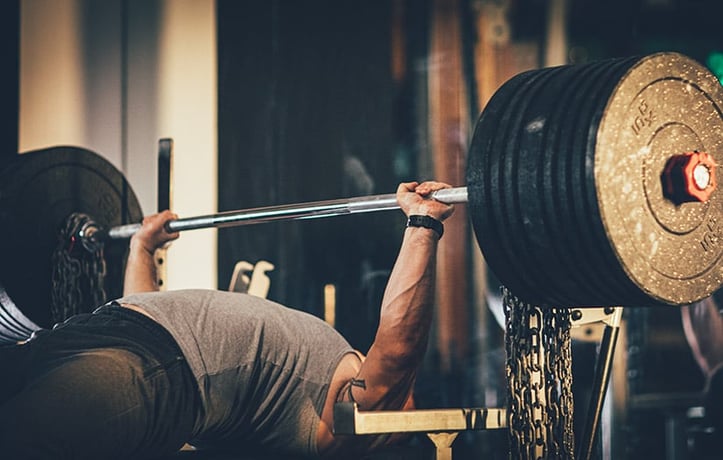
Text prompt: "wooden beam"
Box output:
[[428, 0, 470, 374]]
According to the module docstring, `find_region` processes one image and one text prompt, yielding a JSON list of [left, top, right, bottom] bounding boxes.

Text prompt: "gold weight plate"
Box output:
[[596, 52, 723, 305]]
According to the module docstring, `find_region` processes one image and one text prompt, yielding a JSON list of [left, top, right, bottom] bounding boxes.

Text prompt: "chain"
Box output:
[[50, 213, 107, 324], [503, 287, 575, 459]]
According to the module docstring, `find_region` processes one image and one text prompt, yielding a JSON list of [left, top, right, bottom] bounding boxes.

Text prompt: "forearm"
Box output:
[[123, 242, 161, 295], [344, 226, 439, 411], [122, 210, 179, 295], [369, 226, 439, 371]]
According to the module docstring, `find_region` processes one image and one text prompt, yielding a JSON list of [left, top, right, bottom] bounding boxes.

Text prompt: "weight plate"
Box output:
[[468, 56, 643, 307], [596, 52, 723, 305], [0, 146, 142, 329], [468, 52, 723, 307]]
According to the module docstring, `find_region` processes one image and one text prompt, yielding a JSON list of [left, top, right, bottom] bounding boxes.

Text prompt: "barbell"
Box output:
[[79, 187, 469, 243], [1, 51, 722, 333]]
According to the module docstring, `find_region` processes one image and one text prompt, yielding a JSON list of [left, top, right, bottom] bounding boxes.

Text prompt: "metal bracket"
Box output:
[[334, 402, 506, 460], [228, 260, 274, 299], [572, 306, 625, 460], [427, 432, 459, 460], [155, 138, 173, 290], [570, 306, 623, 329]]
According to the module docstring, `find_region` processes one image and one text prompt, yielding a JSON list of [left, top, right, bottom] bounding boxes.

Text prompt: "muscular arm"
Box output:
[[343, 181, 454, 411], [123, 210, 179, 295]]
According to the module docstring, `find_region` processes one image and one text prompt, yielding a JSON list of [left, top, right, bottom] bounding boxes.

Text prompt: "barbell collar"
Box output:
[[94, 186, 468, 243]]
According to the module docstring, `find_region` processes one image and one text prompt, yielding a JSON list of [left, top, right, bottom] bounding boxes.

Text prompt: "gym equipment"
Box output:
[[0, 146, 142, 329], [467, 52, 723, 308]]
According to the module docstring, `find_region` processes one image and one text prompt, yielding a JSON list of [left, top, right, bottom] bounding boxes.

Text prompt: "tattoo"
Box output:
[[339, 378, 368, 404], [350, 378, 367, 390]]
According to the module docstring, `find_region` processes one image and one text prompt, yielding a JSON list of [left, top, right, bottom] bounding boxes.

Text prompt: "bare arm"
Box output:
[[341, 181, 454, 411], [123, 210, 179, 295]]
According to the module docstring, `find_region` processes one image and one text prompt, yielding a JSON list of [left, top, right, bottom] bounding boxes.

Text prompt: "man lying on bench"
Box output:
[[0, 181, 454, 459]]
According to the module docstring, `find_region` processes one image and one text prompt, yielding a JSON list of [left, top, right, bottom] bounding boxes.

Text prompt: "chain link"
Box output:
[[51, 213, 107, 324], [503, 287, 575, 459]]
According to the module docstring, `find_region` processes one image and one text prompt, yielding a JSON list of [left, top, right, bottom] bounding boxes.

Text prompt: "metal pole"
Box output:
[[577, 308, 623, 460], [88, 187, 468, 243]]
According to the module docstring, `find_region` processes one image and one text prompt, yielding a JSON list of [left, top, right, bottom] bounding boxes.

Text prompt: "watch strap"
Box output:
[[406, 215, 444, 239]]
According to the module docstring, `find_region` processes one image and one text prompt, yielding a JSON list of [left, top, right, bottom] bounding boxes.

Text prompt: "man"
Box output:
[[0, 181, 454, 459], [682, 294, 723, 442]]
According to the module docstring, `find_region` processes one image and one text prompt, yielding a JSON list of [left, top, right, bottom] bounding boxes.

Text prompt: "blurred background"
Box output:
[[3, 0, 723, 458]]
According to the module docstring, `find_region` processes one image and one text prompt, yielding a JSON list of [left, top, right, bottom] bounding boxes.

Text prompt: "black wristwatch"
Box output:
[[406, 215, 444, 239]]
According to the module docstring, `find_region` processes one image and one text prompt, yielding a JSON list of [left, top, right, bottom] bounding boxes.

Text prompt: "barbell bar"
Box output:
[[79, 186, 469, 247]]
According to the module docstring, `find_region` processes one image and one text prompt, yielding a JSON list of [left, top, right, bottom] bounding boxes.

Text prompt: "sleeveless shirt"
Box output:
[[116, 289, 353, 457]]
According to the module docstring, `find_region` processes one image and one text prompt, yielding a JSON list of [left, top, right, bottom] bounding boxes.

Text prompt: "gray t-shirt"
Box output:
[[116, 289, 353, 457]]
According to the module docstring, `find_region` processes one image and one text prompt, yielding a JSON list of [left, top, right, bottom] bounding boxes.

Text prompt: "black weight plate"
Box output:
[[468, 56, 644, 307], [0, 146, 143, 328], [468, 52, 723, 307]]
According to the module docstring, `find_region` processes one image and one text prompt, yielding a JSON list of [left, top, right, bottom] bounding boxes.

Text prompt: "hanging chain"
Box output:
[[50, 213, 107, 324], [503, 287, 575, 459]]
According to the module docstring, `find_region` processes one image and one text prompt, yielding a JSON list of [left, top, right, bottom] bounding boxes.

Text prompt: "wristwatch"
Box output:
[[406, 215, 444, 239]]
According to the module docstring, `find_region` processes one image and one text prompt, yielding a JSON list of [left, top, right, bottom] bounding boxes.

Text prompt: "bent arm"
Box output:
[[123, 210, 179, 295], [342, 181, 454, 411]]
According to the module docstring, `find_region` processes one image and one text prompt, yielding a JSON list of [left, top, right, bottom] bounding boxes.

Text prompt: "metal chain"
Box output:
[[503, 287, 575, 459], [50, 213, 107, 324]]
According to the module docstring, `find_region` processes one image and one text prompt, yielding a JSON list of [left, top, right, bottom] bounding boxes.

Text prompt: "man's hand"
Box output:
[[396, 181, 455, 222], [124, 210, 179, 294], [130, 210, 180, 255]]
